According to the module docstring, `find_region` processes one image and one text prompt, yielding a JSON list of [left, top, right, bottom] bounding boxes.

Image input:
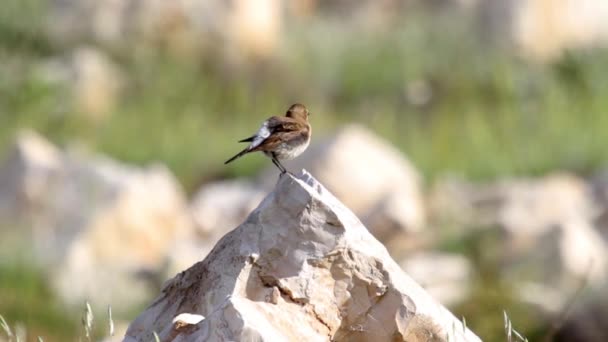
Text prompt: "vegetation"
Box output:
[[0, 0, 606, 340]]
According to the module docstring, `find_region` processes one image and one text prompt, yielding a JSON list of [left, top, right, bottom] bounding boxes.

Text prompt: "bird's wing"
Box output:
[[249, 116, 300, 149], [266, 116, 301, 133], [249, 119, 273, 149]]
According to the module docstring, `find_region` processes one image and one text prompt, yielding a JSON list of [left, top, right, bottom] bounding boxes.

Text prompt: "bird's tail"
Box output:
[[238, 135, 255, 143], [224, 147, 250, 164]]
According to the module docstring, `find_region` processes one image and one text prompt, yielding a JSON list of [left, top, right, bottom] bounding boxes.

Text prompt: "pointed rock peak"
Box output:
[[125, 169, 480, 342]]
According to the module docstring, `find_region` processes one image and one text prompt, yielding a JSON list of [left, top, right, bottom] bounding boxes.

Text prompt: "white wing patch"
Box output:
[[250, 121, 271, 149]]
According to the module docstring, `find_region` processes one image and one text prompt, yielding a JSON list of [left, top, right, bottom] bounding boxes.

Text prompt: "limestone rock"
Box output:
[[0, 132, 194, 312], [124, 171, 479, 342], [262, 124, 425, 241]]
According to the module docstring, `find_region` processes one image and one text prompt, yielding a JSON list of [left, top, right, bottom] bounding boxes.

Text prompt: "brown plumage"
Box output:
[[225, 104, 312, 174]]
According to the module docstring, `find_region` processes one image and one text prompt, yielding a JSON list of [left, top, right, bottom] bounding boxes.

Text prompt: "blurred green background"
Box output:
[[1, 0, 608, 340]]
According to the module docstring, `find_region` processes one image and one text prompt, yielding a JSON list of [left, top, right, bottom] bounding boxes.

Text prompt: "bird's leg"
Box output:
[[271, 154, 288, 175], [277, 160, 294, 177]]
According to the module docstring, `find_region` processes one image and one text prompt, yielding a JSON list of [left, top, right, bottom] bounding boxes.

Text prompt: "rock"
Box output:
[[400, 252, 472, 306], [262, 124, 425, 242], [498, 174, 597, 239], [476, 0, 608, 61], [429, 173, 608, 306], [590, 168, 608, 240], [50, 158, 194, 311], [0, 130, 62, 225], [512, 0, 608, 61], [504, 217, 608, 289], [0, 132, 194, 312], [190, 180, 265, 241], [428, 176, 496, 230], [46, 0, 283, 61], [429, 173, 598, 237], [37, 47, 122, 121], [124, 171, 479, 342], [164, 238, 214, 282]]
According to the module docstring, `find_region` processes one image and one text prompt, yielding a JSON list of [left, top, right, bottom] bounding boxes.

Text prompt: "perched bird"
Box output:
[[225, 103, 311, 174]]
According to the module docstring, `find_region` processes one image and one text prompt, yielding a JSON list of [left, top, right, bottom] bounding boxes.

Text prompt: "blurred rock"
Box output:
[[428, 176, 492, 229], [70, 47, 122, 120], [47, 0, 283, 61], [498, 174, 597, 239], [479, 0, 608, 61], [429, 172, 607, 295], [400, 252, 472, 306], [263, 124, 425, 242], [124, 171, 479, 342], [504, 217, 608, 289], [38, 47, 122, 122], [190, 179, 265, 241], [227, 0, 282, 60], [590, 168, 608, 240], [429, 173, 597, 237], [164, 238, 214, 281], [0, 131, 194, 312], [0, 131, 62, 225]]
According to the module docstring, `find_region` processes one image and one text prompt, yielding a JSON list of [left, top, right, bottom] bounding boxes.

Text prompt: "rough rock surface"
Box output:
[[124, 171, 478, 342], [0, 132, 193, 311], [262, 124, 425, 241]]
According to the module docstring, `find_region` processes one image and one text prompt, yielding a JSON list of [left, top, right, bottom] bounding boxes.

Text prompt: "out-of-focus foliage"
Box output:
[[1, 0, 608, 340], [2, 1, 607, 191]]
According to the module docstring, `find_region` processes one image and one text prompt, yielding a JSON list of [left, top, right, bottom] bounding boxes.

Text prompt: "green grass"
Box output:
[[1, 0, 608, 340], [0, 261, 79, 341], [2, 17, 607, 190]]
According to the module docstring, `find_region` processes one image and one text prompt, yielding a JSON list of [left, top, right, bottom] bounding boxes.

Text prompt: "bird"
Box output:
[[225, 103, 311, 174]]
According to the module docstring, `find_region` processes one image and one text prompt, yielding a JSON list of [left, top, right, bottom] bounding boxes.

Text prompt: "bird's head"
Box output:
[[286, 103, 310, 121]]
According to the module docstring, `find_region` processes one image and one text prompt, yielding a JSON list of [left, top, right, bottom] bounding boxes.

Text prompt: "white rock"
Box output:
[[37, 47, 122, 121], [51, 159, 193, 311], [47, 0, 283, 60], [124, 171, 479, 342], [400, 252, 472, 306], [0, 132, 194, 312], [429, 173, 598, 238], [190, 180, 265, 239], [430, 173, 607, 288], [0, 130, 62, 224], [262, 124, 425, 241], [503, 217, 608, 290], [512, 0, 608, 60], [498, 173, 597, 239]]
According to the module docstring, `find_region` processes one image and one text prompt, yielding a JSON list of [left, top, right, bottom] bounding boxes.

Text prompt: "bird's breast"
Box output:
[[275, 137, 310, 160]]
